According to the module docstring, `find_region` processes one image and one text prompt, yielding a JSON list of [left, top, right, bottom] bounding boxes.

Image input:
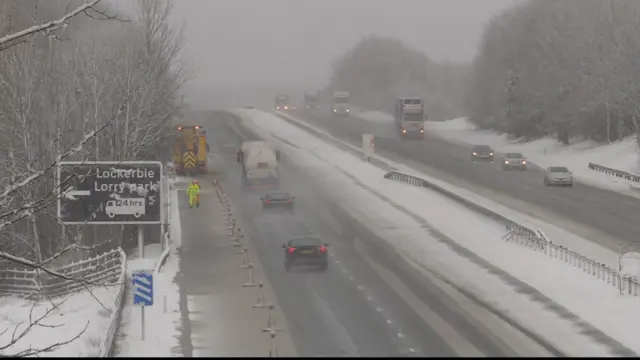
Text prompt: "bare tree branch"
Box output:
[[0, 0, 102, 51]]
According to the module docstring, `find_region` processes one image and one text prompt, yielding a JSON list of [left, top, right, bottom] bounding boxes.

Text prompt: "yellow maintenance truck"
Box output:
[[172, 125, 210, 175]]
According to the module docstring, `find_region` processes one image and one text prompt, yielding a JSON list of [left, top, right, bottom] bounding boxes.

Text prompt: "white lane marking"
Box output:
[[366, 296, 372, 301], [341, 268, 346, 273], [357, 285, 364, 290], [348, 276, 354, 281], [397, 332, 404, 338], [386, 319, 393, 324], [409, 348, 416, 353], [376, 307, 383, 312]]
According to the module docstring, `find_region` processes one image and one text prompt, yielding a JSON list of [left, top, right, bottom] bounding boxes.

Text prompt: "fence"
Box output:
[[383, 170, 640, 296], [588, 162, 640, 184], [0, 248, 126, 299]]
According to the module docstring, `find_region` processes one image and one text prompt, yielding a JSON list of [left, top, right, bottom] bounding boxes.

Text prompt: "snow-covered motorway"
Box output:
[[293, 110, 640, 252], [194, 110, 567, 357]]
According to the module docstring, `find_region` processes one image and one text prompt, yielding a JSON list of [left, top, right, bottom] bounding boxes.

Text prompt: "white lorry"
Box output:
[[238, 141, 279, 189], [394, 97, 425, 139], [331, 91, 351, 116]]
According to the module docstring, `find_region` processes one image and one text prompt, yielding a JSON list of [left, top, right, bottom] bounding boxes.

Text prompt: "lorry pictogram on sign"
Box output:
[[57, 161, 163, 225]]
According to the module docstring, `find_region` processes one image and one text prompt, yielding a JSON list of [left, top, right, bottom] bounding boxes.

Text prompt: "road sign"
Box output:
[[132, 271, 154, 306], [57, 161, 163, 225]]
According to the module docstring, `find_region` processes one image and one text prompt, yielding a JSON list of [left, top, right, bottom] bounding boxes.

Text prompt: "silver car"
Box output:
[[502, 153, 527, 170], [544, 166, 574, 187]]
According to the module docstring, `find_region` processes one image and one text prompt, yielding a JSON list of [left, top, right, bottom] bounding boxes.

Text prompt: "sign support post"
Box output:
[[141, 306, 145, 341], [138, 226, 144, 259]]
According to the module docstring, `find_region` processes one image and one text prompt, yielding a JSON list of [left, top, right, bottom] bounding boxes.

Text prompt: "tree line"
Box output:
[[0, 0, 189, 271], [327, 0, 640, 145]]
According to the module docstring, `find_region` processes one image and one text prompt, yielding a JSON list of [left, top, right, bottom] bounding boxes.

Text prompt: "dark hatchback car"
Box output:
[[261, 192, 295, 212], [471, 145, 494, 163], [282, 236, 329, 272]]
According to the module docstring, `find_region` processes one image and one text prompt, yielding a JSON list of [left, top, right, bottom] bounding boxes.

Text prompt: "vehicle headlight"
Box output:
[[505, 161, 509, 164], [473, 152, 477, 155], [420, 129, 424, 133], [522, 160, 526, 164], [276, 106, 280, 110], [284, 106, 288, 110], [489, 152, 493, 156], [346, 109, 350, 112], [402, 129, 406, 133], [333, 109, 337, 112]]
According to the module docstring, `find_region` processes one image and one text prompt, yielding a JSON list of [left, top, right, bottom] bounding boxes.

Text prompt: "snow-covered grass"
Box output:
[[0, 287, 117, 357], [426, 117, 640, 194], [352, 107, 395, 124], [235, 108, 640, 356], [115, 185, 182, 357]]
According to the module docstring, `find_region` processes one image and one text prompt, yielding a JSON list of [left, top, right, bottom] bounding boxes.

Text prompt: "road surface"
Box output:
[[183, 110, 561, 357], [291, 110, 640, 250]]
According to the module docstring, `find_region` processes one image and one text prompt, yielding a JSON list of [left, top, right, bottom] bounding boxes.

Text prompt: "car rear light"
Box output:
[[288, 247, 296, 253], [195, 125, 200, 129], [265, 200, 270, 203], [318, 246, 326, 252], [287, 199, 293, 203]]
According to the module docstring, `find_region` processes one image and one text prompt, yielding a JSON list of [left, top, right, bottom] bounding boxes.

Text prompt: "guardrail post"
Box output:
[[242, 263, 259, 287], [266, 330, 279, 358], [240, 247, 250, 269], [254, 282, 273, 308], [261, 304, 282, 332]]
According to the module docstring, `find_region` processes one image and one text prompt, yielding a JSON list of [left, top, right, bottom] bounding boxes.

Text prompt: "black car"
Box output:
[[261, 192, 295, 212], [471, 145, 494, 162], [283, 236, 329, 272]]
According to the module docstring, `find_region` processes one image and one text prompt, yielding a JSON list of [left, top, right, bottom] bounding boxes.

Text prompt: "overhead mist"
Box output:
[[171, 0, 515, 111]]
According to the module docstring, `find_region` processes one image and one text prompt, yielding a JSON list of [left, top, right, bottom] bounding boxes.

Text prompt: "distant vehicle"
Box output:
[[394, 98, 425, 139], [331, 91, 350, 116], [544, 166, 574, 187], [239, 141, 279, 189], [502, 153, 527, 171], [275, 95, 290, 111], [303, 92, 320, 109], [261, 192, 295, 212], [283, 236, 329, 272], [471, 145, 494, 163]]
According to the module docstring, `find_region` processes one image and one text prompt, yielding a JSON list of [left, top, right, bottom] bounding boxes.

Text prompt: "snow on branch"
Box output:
[[0, 0, 102, 51], [0, 298, 89, 357]]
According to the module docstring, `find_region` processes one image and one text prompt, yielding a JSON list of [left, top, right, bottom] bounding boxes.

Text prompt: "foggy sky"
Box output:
[[171, 0, 516, 91]]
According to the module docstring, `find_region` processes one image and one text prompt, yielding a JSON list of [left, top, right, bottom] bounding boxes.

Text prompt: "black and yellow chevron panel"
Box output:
[[183, 151, 197, 169]]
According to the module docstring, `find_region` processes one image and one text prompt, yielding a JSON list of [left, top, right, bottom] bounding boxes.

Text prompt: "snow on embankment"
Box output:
[[426, 117, 640, 194]]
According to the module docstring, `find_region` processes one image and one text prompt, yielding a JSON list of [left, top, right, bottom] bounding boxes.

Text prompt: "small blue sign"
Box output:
[[132, 271, 153, 306]]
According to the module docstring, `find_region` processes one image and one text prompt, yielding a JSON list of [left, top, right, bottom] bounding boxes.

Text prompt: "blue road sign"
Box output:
[[132, 271, 153, 306]]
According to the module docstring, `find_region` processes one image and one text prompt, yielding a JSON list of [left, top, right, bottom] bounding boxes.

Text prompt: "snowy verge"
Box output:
[[115, 174, 181, 357], [352, 107, 395, 124], [233, 108, 640, 356], [425, 117, 640, 195], [0, 286, 120, 357]]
